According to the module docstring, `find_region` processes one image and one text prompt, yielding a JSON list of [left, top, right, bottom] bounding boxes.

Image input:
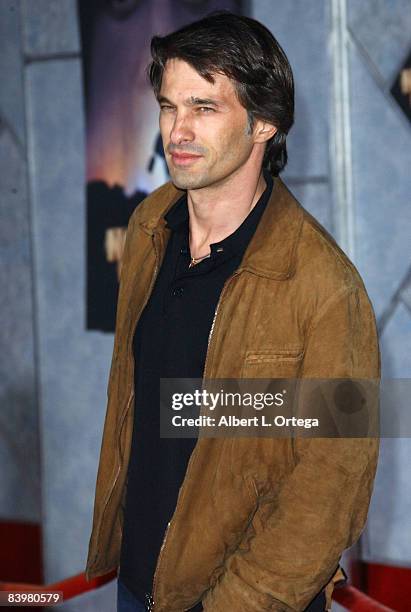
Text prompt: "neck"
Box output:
[[186, 164, 267, 258]]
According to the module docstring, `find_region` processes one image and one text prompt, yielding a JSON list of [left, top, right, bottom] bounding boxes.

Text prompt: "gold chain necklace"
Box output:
[[188, 252, 211, 268]]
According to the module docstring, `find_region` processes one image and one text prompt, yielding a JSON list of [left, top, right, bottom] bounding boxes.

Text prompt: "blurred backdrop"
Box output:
[[0, 1, 410, 610]]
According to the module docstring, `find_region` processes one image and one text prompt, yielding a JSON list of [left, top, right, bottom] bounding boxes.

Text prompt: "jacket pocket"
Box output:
[[241, 346, 304, 378]]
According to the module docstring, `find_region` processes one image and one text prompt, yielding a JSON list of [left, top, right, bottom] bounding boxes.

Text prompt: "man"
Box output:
[[86, 12, 380, 612]]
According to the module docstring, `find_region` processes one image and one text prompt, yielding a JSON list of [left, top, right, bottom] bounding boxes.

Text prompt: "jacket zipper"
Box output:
[[92, 232, 161, 570], [151, 270, 241, 611]]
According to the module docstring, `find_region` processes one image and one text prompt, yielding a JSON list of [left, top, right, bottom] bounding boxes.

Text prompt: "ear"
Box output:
[[253, 119, 277, 144]]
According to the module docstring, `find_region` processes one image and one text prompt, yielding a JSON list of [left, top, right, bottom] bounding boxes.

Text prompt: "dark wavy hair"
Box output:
[[148, 11, 294, 176]]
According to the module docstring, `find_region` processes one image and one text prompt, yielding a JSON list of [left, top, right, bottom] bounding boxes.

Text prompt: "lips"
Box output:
[[170, 152, 202, 166]]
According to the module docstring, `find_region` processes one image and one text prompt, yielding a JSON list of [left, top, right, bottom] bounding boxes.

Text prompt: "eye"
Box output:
[[197, 107, 215, 114], [160, 105, 175, 113]]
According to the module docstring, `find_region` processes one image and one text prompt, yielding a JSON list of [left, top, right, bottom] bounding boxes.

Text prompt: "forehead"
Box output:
[[160, 58, 237, 100]]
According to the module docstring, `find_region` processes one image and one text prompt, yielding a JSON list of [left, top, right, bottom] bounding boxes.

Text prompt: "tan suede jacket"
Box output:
[[86, 177, 380, 611]]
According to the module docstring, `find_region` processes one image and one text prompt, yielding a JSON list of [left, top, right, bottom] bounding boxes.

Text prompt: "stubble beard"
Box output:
[[166, 123, 254, 191], [168, 168, 212, 191]]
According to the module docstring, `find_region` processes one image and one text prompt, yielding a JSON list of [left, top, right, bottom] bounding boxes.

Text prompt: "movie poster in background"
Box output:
[[78, 0, 242, 332]]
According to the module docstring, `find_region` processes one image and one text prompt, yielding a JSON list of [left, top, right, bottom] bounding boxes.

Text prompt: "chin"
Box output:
[[169, 170, 210, 191]]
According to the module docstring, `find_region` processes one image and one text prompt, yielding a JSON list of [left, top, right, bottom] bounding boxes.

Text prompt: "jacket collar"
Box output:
[[138, 176, 304, 280]]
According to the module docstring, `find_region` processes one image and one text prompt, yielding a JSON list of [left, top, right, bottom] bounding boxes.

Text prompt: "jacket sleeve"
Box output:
[[202, 284, 380, 612]]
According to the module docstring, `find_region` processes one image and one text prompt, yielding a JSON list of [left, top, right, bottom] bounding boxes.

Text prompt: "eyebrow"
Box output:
[[188, 96, 220, 107], [157, 95, 221, 107]]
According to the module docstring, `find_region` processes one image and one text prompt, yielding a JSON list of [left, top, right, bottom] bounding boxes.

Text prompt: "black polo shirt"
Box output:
[[119, 173, 273, 606]]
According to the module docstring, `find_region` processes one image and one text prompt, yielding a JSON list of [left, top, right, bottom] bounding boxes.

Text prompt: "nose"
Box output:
[[169, 112, 195, 146]]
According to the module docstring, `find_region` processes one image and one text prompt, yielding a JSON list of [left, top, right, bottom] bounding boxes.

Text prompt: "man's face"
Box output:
[[158, 58, 257, 190]]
